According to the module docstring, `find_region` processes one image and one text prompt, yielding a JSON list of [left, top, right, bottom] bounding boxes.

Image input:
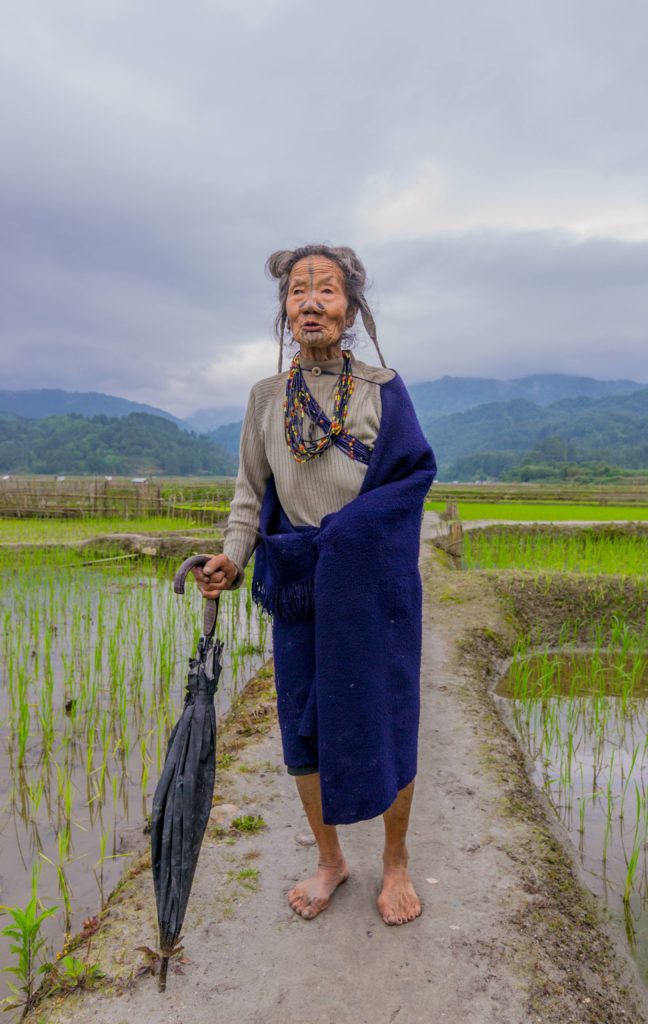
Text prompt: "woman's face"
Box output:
[[286, 256, 354, 350]]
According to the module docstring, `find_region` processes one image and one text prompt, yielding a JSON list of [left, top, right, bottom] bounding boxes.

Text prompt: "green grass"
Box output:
[[172, 502, 230, 512], [425, 502, 648, 521], [231, 815, 266, 834], [463, 530, 648, 574], [226, 867, 260, 891], [0, 515, 209, 544]]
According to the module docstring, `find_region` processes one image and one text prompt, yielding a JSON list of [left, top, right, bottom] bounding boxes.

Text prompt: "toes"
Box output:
[[291, 895, 328, 920], [302, 897, 326, 919], [378, 897, 421, 925], [287, 887, 314, 918], [288, 888, 308, 913]]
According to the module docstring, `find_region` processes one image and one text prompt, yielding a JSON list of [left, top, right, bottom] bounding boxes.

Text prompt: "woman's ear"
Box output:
[[346, 307, 358, 328]]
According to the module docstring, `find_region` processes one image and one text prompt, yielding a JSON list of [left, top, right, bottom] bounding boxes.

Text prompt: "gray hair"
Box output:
[[265, 244, 387, 372]]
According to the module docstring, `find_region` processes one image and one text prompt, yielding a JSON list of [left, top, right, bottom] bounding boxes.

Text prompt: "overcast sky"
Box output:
[[2, 0, 647, 417]]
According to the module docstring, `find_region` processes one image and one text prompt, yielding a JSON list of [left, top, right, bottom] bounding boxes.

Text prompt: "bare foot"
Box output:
[[377, 863, 422, 925], [288, 859, 349, 920]]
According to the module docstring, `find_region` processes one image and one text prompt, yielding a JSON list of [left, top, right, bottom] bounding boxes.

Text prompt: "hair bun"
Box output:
[[265, 250, 296, 280]]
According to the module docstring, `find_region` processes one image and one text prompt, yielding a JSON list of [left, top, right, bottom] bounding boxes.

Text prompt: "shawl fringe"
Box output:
[[251, 576, 314, 620]]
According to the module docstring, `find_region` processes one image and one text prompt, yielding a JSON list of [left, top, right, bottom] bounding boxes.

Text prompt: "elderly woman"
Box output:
[[193, 244, 436, 925]]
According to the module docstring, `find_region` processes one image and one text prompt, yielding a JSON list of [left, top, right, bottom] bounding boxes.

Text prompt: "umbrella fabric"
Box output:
[[151, 573, 222, 992]]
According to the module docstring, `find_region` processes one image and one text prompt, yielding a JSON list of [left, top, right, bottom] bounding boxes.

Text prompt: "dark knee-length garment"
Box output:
[[252, 373, 436, 825]]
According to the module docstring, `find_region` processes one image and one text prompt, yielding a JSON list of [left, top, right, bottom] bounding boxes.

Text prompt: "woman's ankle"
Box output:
[[315, 848, 346, 868], [382, 845, 409, 870]]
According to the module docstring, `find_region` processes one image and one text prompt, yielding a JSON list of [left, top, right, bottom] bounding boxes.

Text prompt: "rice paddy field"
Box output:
[[463, 527, 648, 574], [494, 625, 648, 968], [0, 516, 211, 544], [2, 476, 648, 1011], [425, 501, 648, 520], [0, 543, 270, 1007], [461, 521, 648, 977]]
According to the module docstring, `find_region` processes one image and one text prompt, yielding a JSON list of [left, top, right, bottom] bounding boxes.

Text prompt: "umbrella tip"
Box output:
[[158, 955, 169, 992]]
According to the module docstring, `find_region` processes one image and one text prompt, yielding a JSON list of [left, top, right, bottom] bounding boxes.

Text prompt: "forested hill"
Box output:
[[0, 412, 237, 475], [0, 388, 182, 424], [425, 388, 648, 479]]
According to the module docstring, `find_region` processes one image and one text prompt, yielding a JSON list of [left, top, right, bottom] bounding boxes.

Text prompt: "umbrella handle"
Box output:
[[174, 553, 221, 638]]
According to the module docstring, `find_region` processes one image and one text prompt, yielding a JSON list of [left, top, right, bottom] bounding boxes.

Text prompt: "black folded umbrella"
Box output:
[[150, 554, 223, 993]]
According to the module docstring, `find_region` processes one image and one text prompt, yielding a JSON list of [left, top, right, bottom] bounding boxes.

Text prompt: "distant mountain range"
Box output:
[[0, 388, 183, 424], [184, 405, 246, 433], [198, 373, 648, 481], [1, 373, 647, 478], [1, 374, 643, 430], [407, 373, 644, 418]]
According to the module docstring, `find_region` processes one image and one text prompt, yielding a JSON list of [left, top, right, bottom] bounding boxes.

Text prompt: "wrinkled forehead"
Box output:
[[289, 256, 346, 287]]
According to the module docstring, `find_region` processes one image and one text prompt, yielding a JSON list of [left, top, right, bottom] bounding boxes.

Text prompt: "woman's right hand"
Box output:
[[191, 554, 239, 598]]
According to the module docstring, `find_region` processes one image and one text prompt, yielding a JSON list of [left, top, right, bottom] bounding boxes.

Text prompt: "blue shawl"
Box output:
[[251, 372, 437, 825]]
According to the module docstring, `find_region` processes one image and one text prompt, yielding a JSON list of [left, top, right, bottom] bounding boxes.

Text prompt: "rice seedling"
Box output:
[[463, 527, 648, 574], [0, 545, 271, 1002]]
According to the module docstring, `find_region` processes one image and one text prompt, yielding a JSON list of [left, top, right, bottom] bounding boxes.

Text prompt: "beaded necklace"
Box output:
[[283, 351, 372, 465]]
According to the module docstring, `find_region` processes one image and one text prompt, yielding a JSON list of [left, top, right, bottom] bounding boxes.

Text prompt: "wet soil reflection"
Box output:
[[495, 646, 648, 977]]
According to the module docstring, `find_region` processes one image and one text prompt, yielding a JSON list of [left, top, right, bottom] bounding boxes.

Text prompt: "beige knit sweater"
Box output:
[[222, 352, 396, 588]]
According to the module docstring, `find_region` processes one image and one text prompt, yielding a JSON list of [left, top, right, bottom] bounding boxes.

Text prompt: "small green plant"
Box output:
[[0, 869, 57, 1017], [226, 867, 260, 891], [46, 954, 105, 994], [231, 814, 266, 834], [242, 759, 281, 775], [217, 750, 236, 770]]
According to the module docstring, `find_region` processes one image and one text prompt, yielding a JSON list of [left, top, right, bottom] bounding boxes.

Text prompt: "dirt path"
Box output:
[[33, 524, 648, 1024]]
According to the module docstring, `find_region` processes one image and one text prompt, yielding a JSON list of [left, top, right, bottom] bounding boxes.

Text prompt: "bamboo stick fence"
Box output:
[[0, 478, 230, 523]]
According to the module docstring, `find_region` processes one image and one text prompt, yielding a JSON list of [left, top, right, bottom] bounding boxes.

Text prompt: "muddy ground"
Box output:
[[24, 523, 648, 1024]]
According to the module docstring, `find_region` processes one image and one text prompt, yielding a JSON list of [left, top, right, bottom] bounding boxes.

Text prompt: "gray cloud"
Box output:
[[2, 0, 647, 416]]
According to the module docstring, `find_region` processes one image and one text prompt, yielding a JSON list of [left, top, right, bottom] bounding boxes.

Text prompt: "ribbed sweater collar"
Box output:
[[298, 351, 352, 374]]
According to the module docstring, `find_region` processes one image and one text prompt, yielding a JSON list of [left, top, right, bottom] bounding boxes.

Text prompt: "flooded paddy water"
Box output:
[[450, 521, 648, 979], [0, 547, 270, 1003], [494, 631, 648, 974]]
